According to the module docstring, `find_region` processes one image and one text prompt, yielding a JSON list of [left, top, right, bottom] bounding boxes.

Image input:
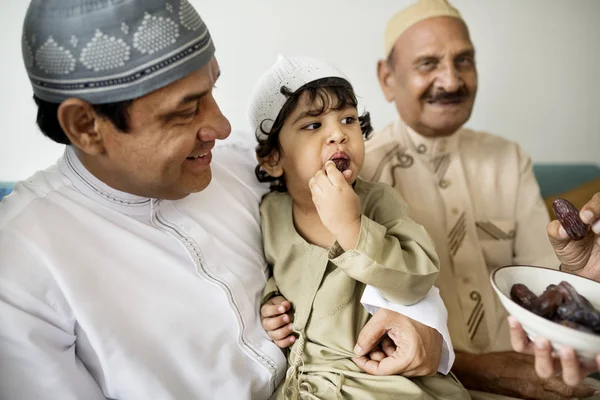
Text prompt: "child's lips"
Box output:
[[329, 151, 349, 161]]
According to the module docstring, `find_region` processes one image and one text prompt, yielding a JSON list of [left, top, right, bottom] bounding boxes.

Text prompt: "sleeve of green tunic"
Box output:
[[328, 180, 440, 306], [262, 276, 279, 305]]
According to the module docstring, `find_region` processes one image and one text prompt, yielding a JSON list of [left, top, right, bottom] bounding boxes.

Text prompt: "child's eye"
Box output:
[[302, 122, 321, 130], [341, 116, 357, 124]]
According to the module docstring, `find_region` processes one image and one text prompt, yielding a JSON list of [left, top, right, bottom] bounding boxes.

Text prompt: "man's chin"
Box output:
[[417, 119, 467, 137], [425, 110, 471, 135], [187, 175, 212, 195], [164, 171, 212, 200]]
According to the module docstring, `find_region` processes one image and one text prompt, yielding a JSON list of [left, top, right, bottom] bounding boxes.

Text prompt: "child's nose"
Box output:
[[327, 128, 347, 144]]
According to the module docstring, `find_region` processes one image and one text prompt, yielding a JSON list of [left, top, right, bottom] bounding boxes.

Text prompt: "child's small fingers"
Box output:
[[325, 162, 347, 187], [270, 298, 291, 312], [267, 322, 294, 341], [262, 313, 291, 331], [342, 169, 353, 183], [309, 176, 324, 196], [269, 296, 288, 306], [260, 303, 286, 318], [314, 169, 332, 189], [274, 335, 296, 349]]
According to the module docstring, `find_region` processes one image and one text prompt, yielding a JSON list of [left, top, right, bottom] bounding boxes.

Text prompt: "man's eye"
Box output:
[[179, 111, 196, 119], [302, 122, 321, 130], [419, 61, 436, 71], [178, 103, 200, 119], [456, 56, 474, 67]]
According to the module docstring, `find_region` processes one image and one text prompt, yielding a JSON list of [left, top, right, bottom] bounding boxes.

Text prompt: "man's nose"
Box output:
[[198, 98, 231, 142], [436, 63, 462, 93]]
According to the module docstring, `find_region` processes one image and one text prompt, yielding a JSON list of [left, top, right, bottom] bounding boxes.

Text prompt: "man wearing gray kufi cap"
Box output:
[[0, 0, 458, 398], [23, 0, 215, 105]]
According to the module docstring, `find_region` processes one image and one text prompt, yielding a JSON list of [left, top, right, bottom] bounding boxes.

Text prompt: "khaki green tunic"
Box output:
[[260, 179, 470, 400]]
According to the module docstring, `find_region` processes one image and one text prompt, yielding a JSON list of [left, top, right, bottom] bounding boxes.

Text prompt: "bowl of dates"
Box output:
[[491, 265, 600, 360]]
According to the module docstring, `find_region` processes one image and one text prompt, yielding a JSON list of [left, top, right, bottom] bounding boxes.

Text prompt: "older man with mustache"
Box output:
[[360, 0, 598, 399]]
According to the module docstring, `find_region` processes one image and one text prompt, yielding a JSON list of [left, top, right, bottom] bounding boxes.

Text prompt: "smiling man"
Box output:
[[0, 0, 459, 399], [361, 0, 597, 399]]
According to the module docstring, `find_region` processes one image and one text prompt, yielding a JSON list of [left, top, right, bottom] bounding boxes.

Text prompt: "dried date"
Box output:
[[552, 198, 589, 241], [557, 281, 593, 309], [510, 281, 600, 335], [557, 295, 600, 333], [529, 284, 564, 318], [331, 158, 350, 172], [510, 283, 537, 308]]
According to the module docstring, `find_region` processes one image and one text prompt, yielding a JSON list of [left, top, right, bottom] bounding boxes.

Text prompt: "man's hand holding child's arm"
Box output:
[[353, 308, 442, 377], [260, 296, 295, 348]]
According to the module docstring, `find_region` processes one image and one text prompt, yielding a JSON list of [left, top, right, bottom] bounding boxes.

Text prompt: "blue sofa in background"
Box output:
[[0, 182, 14, 201], [533, 164, 600, 199], [1, 164, 600, 206], [532, 164, 600, 214]]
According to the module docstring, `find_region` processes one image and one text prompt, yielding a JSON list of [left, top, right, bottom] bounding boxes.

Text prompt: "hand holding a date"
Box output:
[[548, 195, 600, 280], [508, 193, 600, 388]]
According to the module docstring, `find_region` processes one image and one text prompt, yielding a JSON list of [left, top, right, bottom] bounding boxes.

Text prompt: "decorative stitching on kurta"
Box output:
[[65, 149, 150, 205], [315, 292, 354, 322], [370, 144, 413, 185], [466, 290, 490, 350], [153, 213, 279, 372]]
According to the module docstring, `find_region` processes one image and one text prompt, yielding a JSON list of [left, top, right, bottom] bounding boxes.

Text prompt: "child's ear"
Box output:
[[258, 151, 284, 178]]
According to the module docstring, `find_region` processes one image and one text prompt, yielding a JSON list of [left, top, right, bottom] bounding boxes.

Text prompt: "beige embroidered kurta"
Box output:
[[361, 119, 558, 358], [261, 179, 469, 400]]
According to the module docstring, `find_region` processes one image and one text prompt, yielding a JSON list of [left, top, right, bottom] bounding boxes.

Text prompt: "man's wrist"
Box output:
[[452, 352, 492, 391]]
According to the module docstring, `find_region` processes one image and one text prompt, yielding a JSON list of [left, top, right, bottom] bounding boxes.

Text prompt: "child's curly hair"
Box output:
[[254, 77, 373, 192]]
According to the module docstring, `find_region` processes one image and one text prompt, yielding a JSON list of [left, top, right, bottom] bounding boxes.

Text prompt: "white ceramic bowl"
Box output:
[[491, 265, 600, 360]]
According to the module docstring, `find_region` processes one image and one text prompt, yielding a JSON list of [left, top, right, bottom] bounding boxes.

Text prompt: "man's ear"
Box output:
[[57, 98, 106, 155], [377, 59, 397, 103], [257, 151, 284, 178]]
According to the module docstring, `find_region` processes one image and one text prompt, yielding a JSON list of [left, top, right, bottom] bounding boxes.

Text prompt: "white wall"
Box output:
[[1, 0, 599, 181]]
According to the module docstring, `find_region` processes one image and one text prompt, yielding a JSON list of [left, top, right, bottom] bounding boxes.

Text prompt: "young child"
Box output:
[[247, 55, 468, 400]]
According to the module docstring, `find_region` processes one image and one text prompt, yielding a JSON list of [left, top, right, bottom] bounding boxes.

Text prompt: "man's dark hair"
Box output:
[[254, 77, 373, 193], [33, 94, 134, 145]]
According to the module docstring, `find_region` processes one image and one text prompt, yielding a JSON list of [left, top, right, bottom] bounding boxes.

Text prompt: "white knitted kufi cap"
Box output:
[[247, 55, 350, 136]]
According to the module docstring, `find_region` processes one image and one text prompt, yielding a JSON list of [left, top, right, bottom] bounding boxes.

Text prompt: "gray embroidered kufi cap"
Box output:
[[22, 0, 215, 104]]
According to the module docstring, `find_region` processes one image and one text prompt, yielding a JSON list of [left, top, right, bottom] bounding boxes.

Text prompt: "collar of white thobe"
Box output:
[[57, 145, 155, 217]]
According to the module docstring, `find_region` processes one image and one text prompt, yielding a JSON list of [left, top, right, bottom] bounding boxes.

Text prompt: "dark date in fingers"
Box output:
[[552, 198, 589, 241]]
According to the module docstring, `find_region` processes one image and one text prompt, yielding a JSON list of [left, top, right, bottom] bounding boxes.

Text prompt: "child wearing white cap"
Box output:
[[247, 55, 469, 399]]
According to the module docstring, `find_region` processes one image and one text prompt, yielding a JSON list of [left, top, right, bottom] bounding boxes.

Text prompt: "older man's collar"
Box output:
[[403, 121, 460, 160]]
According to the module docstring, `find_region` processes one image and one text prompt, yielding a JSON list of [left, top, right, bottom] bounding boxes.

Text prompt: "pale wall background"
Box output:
[[1, 0, 599, 181]]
